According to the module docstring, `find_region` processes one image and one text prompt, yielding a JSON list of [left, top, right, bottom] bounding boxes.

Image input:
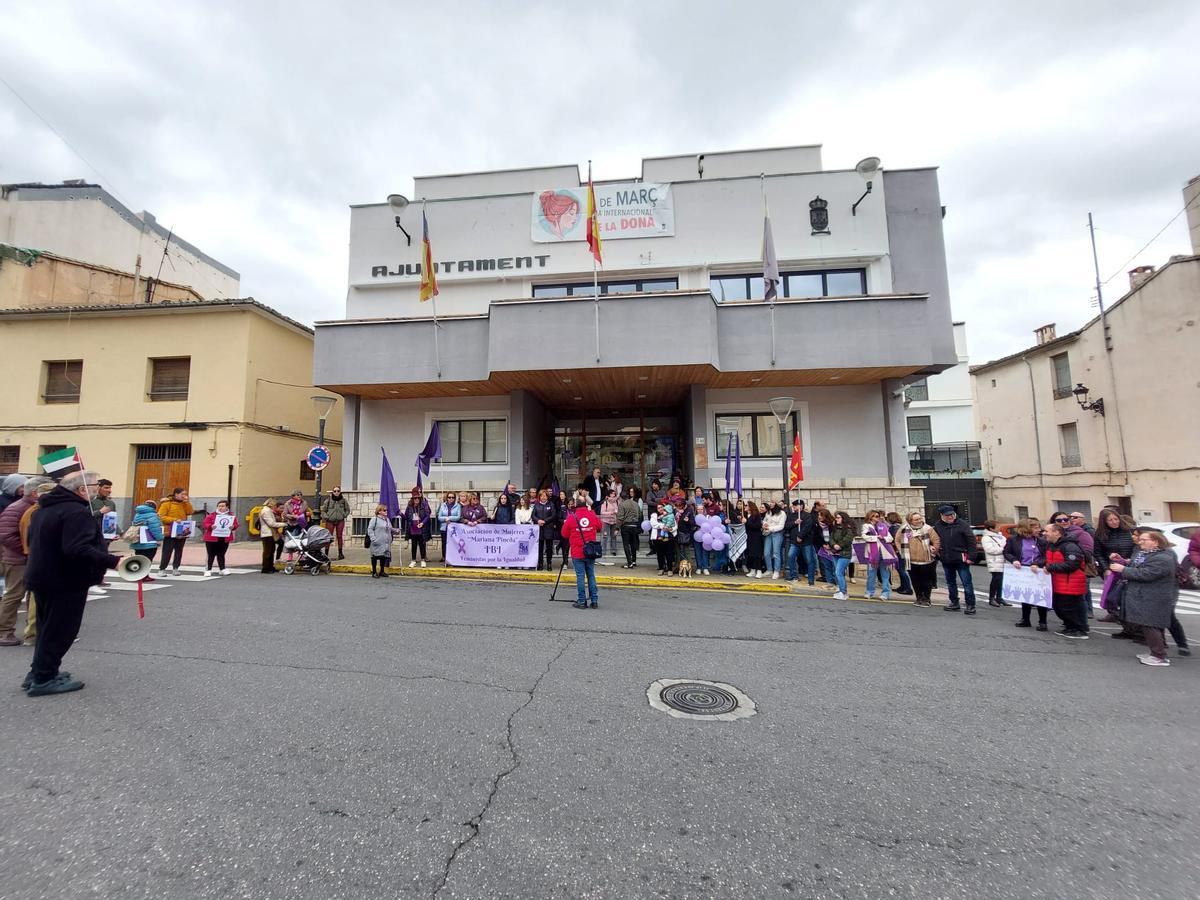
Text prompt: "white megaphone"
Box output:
[[117, 555, 153, 582]]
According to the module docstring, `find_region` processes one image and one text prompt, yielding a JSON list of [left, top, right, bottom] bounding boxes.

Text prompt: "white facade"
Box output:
[[316, 146, 958, 508], [0, 182, 239, 301], [904, 321, 977, 452]]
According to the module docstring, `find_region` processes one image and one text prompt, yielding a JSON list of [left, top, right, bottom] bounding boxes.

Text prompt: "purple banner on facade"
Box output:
[[445, 523, 540, 568]]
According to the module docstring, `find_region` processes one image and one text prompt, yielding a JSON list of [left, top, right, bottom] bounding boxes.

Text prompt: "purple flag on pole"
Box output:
[[732, 432, 742, 498], [415, 422, 442, 487], [380, 447, 401, 519]]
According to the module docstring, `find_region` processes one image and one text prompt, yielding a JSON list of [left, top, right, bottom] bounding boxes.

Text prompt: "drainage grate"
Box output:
[[647, 679, 757, 721]]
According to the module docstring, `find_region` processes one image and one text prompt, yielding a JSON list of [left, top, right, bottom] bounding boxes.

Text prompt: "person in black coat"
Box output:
[[23, 473, 121, 696], [932, 505, 979, 613], [533, 489, 558, 571], [581, 467, 605, 514]]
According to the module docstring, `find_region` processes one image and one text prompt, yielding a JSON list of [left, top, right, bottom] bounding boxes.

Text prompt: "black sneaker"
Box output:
[[1015, 621, 1032, 628], [1061, 630, 1089, 640], [963, 607, 977, 616], [1178, 647, 1192, 656], [1036, 623, 1048, 631], [26, 675, 85, 696], [943, 604, 961, 612]]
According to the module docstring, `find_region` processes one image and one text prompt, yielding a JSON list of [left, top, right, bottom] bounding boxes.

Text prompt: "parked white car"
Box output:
[[1138, 522, 1199, 564]]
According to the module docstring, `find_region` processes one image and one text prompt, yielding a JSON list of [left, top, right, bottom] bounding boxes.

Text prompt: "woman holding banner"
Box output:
[[1006, 518, 1049, 630], [201, 501, 239, 576], [533, 489, 557, 571]]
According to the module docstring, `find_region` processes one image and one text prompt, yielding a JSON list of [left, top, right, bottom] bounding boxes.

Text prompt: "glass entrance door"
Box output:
[[552, 412, 679, 497]]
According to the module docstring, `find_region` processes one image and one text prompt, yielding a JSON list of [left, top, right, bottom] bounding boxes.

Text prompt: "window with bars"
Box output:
[[1050, 353, 1072, 400], [149, 357, 191, 401], [135, 444, 192, 461], [0, 446, 18, 475], [904, 379, 929, 402], [906, 415, 933, 446], [714, 412, 799, 459], [299, 460, 316, 481], [1058, 423, 1081, 467], [435, 419, 507, 463], [42, 360, 83, 403]]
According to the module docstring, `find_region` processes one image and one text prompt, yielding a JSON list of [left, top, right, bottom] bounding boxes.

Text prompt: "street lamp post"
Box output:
[[311, 395, 337, 509], [768, 396, 795, 507]]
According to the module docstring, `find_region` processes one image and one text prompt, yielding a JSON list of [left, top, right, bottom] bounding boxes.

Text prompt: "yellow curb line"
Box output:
[[327, 564, 917, 606]]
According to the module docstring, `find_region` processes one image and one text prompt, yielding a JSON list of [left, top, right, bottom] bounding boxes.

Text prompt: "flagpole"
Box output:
[[590, 160, 601, 363], [762, 174, 777, 368], [425, 200, 442, 379]]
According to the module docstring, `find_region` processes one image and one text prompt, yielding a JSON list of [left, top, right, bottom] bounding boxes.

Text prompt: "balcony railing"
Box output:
[[911, 442, 982, 474]]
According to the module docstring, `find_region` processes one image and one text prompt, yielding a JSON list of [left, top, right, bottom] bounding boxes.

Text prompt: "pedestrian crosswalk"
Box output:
[[94, 566, 256, 596]]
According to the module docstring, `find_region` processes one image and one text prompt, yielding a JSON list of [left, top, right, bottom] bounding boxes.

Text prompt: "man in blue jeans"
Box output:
[[562, 493, 600, 609], [784, 499, 804, 581], [932, 505, 978, 615]]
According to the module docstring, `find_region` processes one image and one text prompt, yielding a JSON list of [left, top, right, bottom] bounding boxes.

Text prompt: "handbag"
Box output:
[[575, 514, 603, 560], [121, 524, 140, 543], [1178, 558, 1200, 590]]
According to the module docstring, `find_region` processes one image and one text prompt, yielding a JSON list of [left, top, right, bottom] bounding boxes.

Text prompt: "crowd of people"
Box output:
[[0, 466, 1193, 696]]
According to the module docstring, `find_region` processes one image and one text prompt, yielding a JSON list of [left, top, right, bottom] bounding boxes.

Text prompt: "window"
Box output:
[[712, 268, 867, 302], [1015, 505, 1029, 521], [1050, 353, 1072, 399], [135, 443, 191, 461], [1058, 422, 1081, 467], [43, 360, 82, 403], [0, 446, 18, 475], [435, 419, 507, 464], [299, 460, 316, 481], [149, 357, 191, 401], [714, 412, 799, 459], [906, 415, 933, 446], [532, 277, 678, 298], [904, 379, 929, 402]]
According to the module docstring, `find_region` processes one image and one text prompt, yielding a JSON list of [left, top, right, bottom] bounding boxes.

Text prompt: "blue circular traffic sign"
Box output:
[[306, 445, 331, 471]]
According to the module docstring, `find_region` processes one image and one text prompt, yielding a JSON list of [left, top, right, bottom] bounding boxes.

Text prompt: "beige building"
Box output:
[[0, 299, 343, 524], [0, 245, 205, 309], [1, 181, 239, 301], [971, 251, 1200, 524]]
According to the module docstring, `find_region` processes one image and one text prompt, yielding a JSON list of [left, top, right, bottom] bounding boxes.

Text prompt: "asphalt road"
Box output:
[[1, 571, 1196, 899]]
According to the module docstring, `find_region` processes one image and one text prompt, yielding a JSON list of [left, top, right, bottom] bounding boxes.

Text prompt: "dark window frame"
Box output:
[[713, 411, 800, 459], [149, 356, 192, 402], [904, 378, 929, 402], [0, 446, 19, 475], [434, 418, 508, 464], [299, 460, 316, 481], [1050, 352, 1073, 400], [710, 268, 867, 302], [42, 359, 83, 403], [906, 415, 933, 446], [532, 277, 679, 298]]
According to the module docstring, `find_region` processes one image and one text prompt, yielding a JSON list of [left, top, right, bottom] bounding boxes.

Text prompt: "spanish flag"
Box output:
[[788, 432, 804, 488], [419, 208, 438, 302], [586, 173, 602, 266]]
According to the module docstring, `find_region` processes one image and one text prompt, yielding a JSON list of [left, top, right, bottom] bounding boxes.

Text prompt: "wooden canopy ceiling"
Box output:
[[321, 364, 923, 407]]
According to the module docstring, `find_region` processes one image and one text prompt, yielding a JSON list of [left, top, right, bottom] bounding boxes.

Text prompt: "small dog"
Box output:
[[677, 559, 694, 578]]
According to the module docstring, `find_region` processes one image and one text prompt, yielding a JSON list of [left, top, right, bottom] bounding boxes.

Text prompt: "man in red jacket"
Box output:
[[561, 491, 601, 609]]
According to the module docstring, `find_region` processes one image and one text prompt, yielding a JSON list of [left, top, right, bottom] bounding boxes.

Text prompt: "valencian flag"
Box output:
[[38, 446, 84, 479], [419, 208, 438, 302], [414, 422, 442, 488], [787, 432, 804, 488], [379, 447, 401, 519], [586, 171, 603, 265]]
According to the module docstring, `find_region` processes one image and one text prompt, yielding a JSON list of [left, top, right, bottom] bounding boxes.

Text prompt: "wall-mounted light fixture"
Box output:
[[1072, 383, 1105, 416], [809, 196, 830, 235], [388, 194, 412, 245], [851, 156, 881, 216]]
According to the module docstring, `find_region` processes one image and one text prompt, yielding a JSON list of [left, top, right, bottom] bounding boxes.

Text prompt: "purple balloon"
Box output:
[[702, 537, 714, 550], [641, 521, 651, 533], [695, 514, 708, 526]]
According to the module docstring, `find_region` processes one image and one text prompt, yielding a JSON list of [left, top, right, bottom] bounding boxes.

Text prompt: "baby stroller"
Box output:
[[282, 525, 333, 575]]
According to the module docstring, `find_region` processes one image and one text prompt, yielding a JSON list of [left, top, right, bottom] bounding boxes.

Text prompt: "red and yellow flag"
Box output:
[[586, 176, 602, 265], [419, 208, 438, 302], [788, 432, 804, 488]]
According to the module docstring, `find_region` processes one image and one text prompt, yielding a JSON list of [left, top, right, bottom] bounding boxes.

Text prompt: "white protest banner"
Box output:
[[532, 182, 674, 243], [445, 523, 540, 568], [1001, 563, 1052, 608], [138, 526, 155, 545], [102, 511, 120, 540], [211, 513, 236, 538], [171, 520, 195, 539]]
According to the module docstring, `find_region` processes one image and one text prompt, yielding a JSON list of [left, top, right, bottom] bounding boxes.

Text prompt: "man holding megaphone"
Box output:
[[22, 470, 122, 697]]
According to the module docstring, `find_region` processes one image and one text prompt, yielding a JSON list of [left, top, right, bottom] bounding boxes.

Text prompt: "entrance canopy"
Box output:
[[315, 289, 948, 405]]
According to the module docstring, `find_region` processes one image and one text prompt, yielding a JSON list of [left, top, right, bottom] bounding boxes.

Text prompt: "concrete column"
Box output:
[[881, 379, 911, 486], [342, 394, 360, 490], [687, 384, 707, 482]]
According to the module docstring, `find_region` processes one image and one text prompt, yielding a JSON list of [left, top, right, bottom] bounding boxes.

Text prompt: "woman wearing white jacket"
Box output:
[[761, 500, 787, 580], [982, 521, 1010, 607]]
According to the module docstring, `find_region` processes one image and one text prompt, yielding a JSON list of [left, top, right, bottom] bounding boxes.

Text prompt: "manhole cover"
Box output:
[[646, 679, 757, 721]]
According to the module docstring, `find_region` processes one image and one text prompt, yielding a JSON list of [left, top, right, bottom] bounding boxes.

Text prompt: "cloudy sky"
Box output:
[[1, 0, 1196, 363]]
